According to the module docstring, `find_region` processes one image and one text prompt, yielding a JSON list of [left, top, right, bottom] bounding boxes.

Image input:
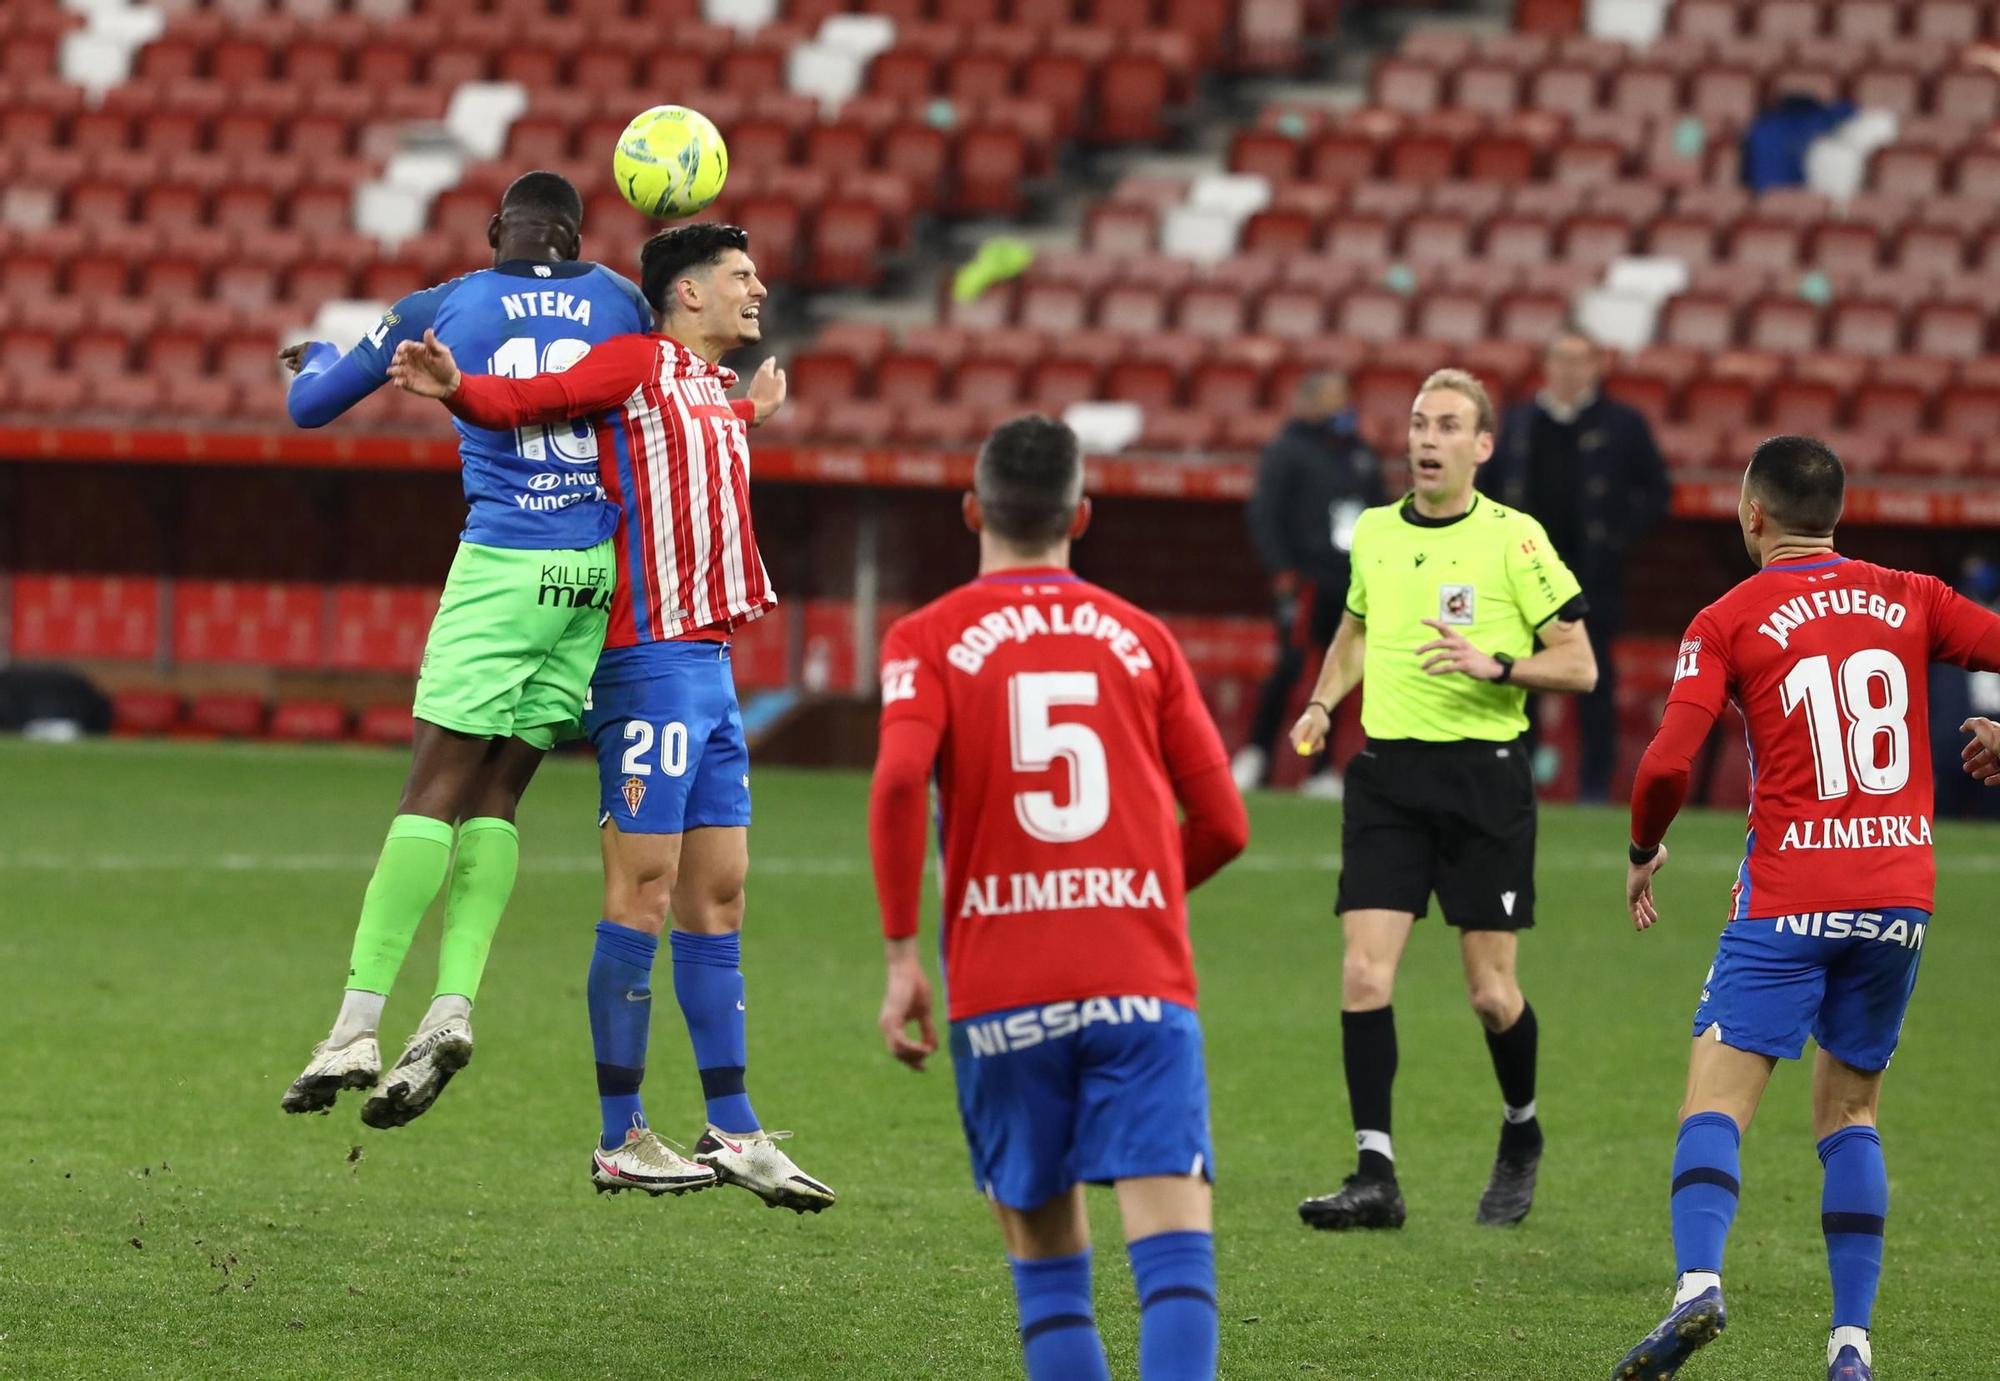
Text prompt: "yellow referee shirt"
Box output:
[[1345, 494, 1583, 743]]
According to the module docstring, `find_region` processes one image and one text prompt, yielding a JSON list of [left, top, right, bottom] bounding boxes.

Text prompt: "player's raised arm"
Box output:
[[284, 281, 452, 428], [391, 330, 660, 430]]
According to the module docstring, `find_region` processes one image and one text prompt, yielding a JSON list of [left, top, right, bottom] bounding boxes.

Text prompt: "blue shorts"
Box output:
[[1691, 909, 1928, 1073], [948, 996, 1213, 1212], [584, 642, 751, 835]]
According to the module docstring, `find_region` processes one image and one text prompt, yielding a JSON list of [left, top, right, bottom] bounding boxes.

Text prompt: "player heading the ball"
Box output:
[[870, 415, 1249, 1381], [391, 224, 833, 1213]]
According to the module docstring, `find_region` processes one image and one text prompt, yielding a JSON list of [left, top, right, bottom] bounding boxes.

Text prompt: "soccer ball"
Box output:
[[612, 105, 729, 220]]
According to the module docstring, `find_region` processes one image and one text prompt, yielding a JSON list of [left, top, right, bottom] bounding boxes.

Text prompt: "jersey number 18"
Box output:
[[1780, 649, 1910, 800]]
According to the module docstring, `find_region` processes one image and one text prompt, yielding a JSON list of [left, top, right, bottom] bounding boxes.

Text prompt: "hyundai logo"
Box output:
[[528, 473, 562, 491]]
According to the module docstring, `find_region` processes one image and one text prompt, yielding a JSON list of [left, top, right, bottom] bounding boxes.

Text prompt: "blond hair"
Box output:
[[1417, 368, 1496, 435]]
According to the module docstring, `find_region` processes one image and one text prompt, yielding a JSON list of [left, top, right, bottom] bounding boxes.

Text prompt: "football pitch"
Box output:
[[2, 740, 1995, 1380]]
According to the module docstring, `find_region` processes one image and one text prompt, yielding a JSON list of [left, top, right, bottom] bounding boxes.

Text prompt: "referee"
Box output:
[[1289, 369, 1597, 1232]]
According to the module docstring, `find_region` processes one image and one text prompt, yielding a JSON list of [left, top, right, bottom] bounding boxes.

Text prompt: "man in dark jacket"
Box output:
[[1483, 328, 1670, 802], [1235, 372, 1384, 793]]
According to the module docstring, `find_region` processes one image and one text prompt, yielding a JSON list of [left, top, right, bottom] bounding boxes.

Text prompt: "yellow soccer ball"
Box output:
[[612, 105, 729, 220]]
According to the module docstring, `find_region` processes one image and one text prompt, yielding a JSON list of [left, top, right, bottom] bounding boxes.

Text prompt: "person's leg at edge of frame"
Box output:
[[998, 1187, 1112, 1381], [1815, 1050, 1888, 1376], [1120, 1175, 1218, 1381]]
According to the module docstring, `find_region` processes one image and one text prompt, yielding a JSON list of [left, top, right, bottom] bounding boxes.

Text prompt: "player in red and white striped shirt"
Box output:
[[392, 225, 834, 1211]]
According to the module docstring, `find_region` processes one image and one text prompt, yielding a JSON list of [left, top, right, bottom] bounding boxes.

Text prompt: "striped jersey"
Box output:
[[442, 332, 774, 645]]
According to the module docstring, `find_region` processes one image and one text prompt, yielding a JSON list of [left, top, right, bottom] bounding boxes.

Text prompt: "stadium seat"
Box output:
[[1911, 302, 1987, 358], [1764, 377, 1841, 432], [1849, 380, 1930, 435], [185, 692, 268, 740], [112, 690, 181, 737], [358, 705, 416, 747]]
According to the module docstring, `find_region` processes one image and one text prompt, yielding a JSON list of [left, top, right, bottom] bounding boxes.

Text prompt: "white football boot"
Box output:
[[692, 1127, 837, 1214], [361, 1015, 472, 1130], [281, 1035, 381, 1114], [591, 1127, 718, 1197]]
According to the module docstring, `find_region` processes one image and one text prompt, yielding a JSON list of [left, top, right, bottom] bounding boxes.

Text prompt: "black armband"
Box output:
[[1629, 841, 1661, 866]]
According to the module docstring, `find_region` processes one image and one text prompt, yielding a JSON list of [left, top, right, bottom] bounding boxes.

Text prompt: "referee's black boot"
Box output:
[[1298, 1173, 1406, 1231], [1475, 1123, 1543, 1226]]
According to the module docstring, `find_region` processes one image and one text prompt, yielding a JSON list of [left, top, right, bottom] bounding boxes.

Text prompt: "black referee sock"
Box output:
[[1342, 1006, 1398, 1182], [1485, 1002, 1542, 1160]]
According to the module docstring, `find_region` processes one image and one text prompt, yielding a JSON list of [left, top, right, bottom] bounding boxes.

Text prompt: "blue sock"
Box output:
[[1009, 1251, 1111, 1381], [670, 929, 758, 1134], [588, 920, 657, 1151], [1819, 1125, 1888, 1330], [1129, 1231, 1219, 1381], [1671, 1111, 1742, 1278]]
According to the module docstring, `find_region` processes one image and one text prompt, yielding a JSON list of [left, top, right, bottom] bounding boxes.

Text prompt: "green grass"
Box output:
[[1, 740, 1995, 1380]]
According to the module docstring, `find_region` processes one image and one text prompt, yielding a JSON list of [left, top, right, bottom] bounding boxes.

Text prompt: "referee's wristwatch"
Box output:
[[1489, 652, 1516, 684]]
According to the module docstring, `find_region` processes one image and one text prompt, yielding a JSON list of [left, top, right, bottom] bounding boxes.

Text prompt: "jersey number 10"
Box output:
[[1009, 672, 1110, 844], [489, 337, 597, 463], [1780, 649, 1910, 800]]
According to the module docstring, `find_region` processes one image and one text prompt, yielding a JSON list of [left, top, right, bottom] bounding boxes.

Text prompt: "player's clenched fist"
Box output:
[[1963, 717, 2000, 786], [878, 943, 938, 1072], [388, 329, 462, 399], [1290, 701, 1330, 757]]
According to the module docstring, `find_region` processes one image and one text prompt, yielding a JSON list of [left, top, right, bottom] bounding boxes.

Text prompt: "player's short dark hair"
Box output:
[[639, 223, 750, 315], [976, 415, 1083, 544], [1747, 434, 1844, 535], [499, 170, 583, 228]]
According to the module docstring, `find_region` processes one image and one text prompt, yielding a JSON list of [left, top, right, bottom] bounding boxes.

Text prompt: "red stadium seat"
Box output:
[[1849, 381, 1930, 435], [807, 200, 884, 289], [1104, 359, 1183, 410], [1493, 291, 1568, 344], [1764, 378, 1841, 432], [1135, 409, 1221, 456], [1744, 298, 1821, 353], [1026, 358, 1103, 411], [1933, 69, 2000, 125], [1373, 58, 1443, 115], [952, 356, 1025, 407], [1252, 288, 1328, 340], [1938, 384, 2000, 441], [1679, 374, 1758, 429], [1386, 132, 1459, 184], [1835, 1, 1903, 43], [954, 124, 1030, 215], [183, 693, 268, 740], [1911, 302, 1987, 358], [110, 690, 179, 737], [1308, 130, 1380, 184], [358, 705, 416, 747], [1827, 302, 1905, 356], [1891, 436, 1976, 476], [175, 581, 323, 668], [11, 574, 161, 660], [1660, 294, 1737, 351], [270, 700, 348, 743], [1872, 144, 1947, 198], [876, 349, 947, 406]]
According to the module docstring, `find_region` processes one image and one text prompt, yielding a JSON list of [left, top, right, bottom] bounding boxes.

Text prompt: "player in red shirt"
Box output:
[[1612, 437, 2000, 1381], [391, 225, 837, 1213], [869, 417, 1248, 1381]]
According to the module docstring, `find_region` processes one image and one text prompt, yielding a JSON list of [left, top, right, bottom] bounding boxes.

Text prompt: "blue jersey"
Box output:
[[289, 258, 653, 550]]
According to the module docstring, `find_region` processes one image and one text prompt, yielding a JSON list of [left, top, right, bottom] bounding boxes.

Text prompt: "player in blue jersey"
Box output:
[[277, 172, 653, 1131]]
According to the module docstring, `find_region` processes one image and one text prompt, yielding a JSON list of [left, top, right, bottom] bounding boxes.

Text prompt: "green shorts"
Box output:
[[412, 539, 614, 750]]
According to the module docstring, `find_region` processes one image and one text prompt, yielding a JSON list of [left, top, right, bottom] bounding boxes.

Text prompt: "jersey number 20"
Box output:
[[490, 337, 596, 464], [1780, 649, 1909, 800], [1009, 672, 1110, 844]]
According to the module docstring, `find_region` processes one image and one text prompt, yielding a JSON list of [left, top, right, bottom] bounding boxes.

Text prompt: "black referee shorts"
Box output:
[[1334, 736, 1537, 931]]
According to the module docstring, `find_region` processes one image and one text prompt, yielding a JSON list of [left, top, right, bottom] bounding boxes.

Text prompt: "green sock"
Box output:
[[346, 815, 456, 995], [433, 817, 520, 1004]]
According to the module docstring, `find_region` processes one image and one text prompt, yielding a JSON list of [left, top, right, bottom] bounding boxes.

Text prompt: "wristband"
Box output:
[[1629, 841, 1661, 866], [1305, 699, 1333, 720], [1491, 651, 1516, 684]]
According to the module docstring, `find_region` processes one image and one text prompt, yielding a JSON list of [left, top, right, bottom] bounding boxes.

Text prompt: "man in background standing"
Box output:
[[1484, 328, 1669, 803], [1234, 373, 1384, 796]]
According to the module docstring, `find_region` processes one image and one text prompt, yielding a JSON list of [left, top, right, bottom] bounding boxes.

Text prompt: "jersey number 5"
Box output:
[[1009, 672, 1110, 844], [1780, 649, 1910, 800], [490, 337, 596, 463]]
